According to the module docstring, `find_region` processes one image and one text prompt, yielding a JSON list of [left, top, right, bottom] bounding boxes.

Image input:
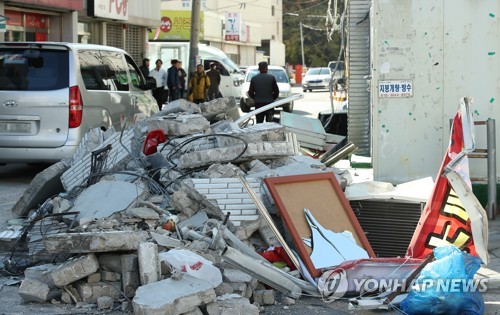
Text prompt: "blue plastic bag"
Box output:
[[400, 245, 485, 315]]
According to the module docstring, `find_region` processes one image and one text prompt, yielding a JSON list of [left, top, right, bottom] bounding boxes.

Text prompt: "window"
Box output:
[[272, 5, 275, 16], [125, 55, 144, 88], [0, 48, 69, 91], [203, 60, 229, 76], [79, 50, 129, 91]]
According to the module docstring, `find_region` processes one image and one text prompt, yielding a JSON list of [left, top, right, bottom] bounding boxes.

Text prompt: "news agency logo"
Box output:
[[319, 268, 349, 302], [319, 270, 488, 303]]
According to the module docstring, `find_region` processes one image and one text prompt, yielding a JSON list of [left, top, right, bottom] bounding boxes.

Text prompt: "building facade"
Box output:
[[156, 0, 284, 66], [0, 0, 160, 62]]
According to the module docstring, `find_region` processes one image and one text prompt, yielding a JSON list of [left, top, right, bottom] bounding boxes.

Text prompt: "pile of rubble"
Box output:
[[3, 97, 353, 314]]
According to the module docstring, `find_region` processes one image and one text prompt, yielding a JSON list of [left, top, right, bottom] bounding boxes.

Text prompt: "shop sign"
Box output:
[[150, 10, 204, 41], [225, 12, 240, 41], [88, 0, 128, 21], [26, 13, 48, 29], [12, 0, 83, 10], [5, 11, 23, 27]]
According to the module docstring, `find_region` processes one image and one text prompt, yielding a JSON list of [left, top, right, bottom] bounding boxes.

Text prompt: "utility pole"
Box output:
[[189, 0, 201, 74], [300, 22, 305, 70]]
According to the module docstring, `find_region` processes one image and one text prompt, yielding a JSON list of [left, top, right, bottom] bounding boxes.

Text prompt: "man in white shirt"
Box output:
[[150, 59, 168, 110]]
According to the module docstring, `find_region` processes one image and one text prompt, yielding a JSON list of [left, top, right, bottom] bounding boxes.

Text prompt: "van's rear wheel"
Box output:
[[283, 102, 294, 113], [240, 99, 251, 112]]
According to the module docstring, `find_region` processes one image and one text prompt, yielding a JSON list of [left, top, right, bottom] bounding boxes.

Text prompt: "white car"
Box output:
[[240, 65, 293, 113], [302, 67, 332, 92]]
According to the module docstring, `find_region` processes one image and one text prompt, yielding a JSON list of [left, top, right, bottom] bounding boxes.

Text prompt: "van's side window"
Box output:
[[125, 55, 143, 88], [204, 60, 229, 76], [79, 50, 129, 92]]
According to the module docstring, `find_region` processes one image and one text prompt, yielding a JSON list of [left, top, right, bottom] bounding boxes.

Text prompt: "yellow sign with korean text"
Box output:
[[149, 10, 204, 41]]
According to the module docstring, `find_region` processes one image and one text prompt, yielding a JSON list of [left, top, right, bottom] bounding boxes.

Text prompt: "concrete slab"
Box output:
[[206, 294, 259, 315], [132, 276, 216, 315], [48, 254, 99, 287], [70, 181, 145, 222], [11, 161, 67, 217], [44, 231, 149, 253]]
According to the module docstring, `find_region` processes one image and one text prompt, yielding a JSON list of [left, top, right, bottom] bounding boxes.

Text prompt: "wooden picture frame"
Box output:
[[264, 172, 375, 278]]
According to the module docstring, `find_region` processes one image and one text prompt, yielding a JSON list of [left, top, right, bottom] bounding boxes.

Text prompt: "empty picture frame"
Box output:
[[264, 172, 375, 278]]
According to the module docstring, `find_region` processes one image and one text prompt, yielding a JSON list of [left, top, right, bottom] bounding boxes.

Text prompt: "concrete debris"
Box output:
[[206, 294, 259, 315], [132, 276, 216, 315], [49, 254, 99, 287], [44, 231, 149, 253], [8, 94, 357, 313]]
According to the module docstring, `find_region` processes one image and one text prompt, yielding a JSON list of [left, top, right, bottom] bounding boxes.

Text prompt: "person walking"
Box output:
[[139, 58, 150, 79], [205, 62, 221, 100], [167, 59, 181, 102], [188, 64, 211, 104], [178, 61, 187, 99], [150, 59, 168, 110], [247, 61, 279, 123]]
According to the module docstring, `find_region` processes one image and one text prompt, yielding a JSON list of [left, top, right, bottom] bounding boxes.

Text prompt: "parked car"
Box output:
[[327, 60, 346, 79], [302, 67, 332, 92], [240, 65, 293, 113], [0, 42, 158, 164]]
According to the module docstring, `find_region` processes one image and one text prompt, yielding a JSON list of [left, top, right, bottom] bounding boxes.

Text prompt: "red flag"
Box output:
[[407, 98, 477, 258]]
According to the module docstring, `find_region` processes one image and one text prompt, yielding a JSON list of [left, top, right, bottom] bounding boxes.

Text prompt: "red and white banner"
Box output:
[[407, 97, 479, 259]]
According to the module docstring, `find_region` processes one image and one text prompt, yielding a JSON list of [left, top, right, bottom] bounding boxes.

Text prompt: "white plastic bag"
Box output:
[[159, 249, 222, 287]]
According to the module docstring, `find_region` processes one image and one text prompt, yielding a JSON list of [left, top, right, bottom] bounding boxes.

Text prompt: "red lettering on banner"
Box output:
[[108, 0, 128, 17]]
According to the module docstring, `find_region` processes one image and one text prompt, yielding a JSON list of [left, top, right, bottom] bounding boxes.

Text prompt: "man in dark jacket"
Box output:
[[205, 62, 221, 100], [140, 58, 150, 79], [248, 61, 279, 123], [167, 59, 181, 102]]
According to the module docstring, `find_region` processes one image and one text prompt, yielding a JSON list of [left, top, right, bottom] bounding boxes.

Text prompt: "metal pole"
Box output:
[[300, 22, 305, 69], [487, 119, 497, 219], [189, 0, 201, 74]]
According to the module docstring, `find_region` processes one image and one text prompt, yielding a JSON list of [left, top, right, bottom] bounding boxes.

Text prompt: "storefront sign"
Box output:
[[225, 12, 240, 41], [5, 11, 23, 26], [378, 80, 413, 98], [88, 0, 128, 21], [12, 0, 83, 10], [150, 10, 204, 41], [26, 13, 48, 29]]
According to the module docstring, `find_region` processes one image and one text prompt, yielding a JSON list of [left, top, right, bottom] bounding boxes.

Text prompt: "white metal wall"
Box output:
[[347, 0, 371, 156], [371, 0, 499, 183]]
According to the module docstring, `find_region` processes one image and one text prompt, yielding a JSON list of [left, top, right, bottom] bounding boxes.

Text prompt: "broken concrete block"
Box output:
[[18, 278, 53, 302], [234, 220, 260, 241], [61, 291, 73, 304], [223, 268, 253, 283], [216, 122, 286, 147], [283, 296, 296, 305], [98, 254, 122, 273], [97, 296, 114, 310], [75, 281, 121, 303], [87, 272, 101, 283], [253, 290, 275, 305], [156, 98, 200, 115], [24, 264, 56, 287], [214, 282, 234, 296], [147, 114, 210, 136], [69, 181, 146, 222], [179, 142, 296, 169], [44, 231, 149, 253], [49, 254, 99, 287], [138, 242, 161, 285], [100, 271, 121, 282], [258, 219, 279, 247], [202, 163, 245, 178], [206, 294, 259, 315], [12, 161, 67, 217], [121, 254, 140, 298], [132, 276, 216, 315], [128, 207, 160, 220], [151, 232, 183, 248], [199, 97, 238, 121], [170, 190, 198, 217], [177, 210, 209, 230]]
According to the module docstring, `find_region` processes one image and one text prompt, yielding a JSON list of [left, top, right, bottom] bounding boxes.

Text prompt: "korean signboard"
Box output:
[[225, 12, 240, 41], [150, 10, 204, 41], [378, 80, 413, 98], [88, 0, 128, 21], [13, 0, 83, 10]]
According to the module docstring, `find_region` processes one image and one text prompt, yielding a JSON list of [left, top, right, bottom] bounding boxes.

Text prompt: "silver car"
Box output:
[[302, 67, 332, 92], [239, 65, 293, 113], [0, 42, 158, 164]]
